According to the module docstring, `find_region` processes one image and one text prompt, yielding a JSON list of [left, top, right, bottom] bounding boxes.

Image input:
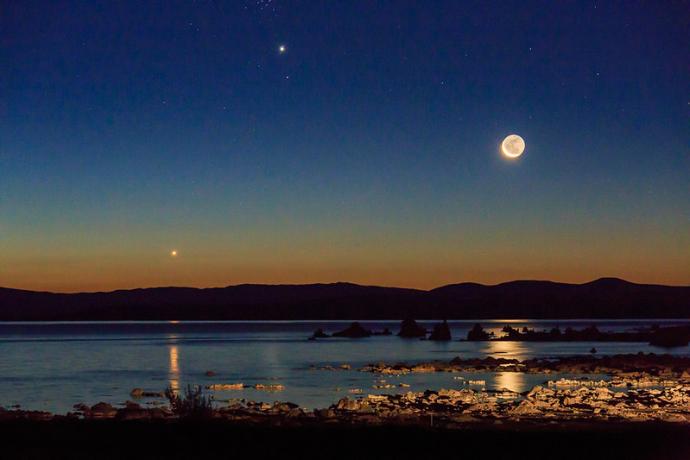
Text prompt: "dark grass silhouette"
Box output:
[[165, 385, 213, 419]]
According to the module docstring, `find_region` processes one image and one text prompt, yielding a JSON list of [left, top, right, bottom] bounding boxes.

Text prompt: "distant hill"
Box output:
[[0, 278, 688, 320]]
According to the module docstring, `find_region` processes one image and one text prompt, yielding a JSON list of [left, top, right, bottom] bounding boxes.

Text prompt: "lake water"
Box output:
[[1, 320, 689, 414]]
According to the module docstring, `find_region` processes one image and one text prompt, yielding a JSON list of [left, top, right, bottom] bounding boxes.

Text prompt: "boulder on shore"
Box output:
[[397, 319, 427, 338], [334, 397, 361, 411], [428, 320, 452, 341], [332, 322, 371, 338]]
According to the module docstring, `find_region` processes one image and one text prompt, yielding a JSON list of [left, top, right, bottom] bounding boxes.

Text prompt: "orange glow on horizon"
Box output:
[[4, 267, 688, 293]]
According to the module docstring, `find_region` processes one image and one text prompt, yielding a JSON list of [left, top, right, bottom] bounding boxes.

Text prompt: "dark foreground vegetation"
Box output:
[[1, 419, 689, 460], [1, 277, 689, 320]]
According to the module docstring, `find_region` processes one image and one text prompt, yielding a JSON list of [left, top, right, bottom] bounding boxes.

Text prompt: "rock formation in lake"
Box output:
[[466, 323, 490, 341], [309, 328, 330, 340], [398, 318, 427, 338], [649, 326, 690, 347], [332, 322, 371, 338], [428, 320, 452, 341]]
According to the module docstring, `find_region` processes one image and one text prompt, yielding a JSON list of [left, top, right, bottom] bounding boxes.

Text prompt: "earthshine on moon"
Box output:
[[501, 134, 526, 159]]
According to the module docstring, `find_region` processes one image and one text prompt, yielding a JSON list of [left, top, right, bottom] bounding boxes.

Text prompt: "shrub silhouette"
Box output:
[[165, 385, 214, 419]]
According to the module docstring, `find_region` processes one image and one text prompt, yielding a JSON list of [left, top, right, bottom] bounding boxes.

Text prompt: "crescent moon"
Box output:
[[501, 134, 525, 158]]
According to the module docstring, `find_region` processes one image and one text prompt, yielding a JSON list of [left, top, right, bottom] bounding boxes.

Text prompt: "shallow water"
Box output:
[[1, 320, 689, 414]]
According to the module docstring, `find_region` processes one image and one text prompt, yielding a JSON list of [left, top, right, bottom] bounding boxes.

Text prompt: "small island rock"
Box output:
[[429, 320, 452, 341], [332, 322, 371, 338], [397, 319, 427, 338], [309, 328, 330, 340], [467, 323, 490, 341]]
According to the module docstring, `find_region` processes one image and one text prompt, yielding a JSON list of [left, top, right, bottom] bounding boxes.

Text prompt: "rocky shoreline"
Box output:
[[359, 353, 690, 376], [2, 353, 689, 427]]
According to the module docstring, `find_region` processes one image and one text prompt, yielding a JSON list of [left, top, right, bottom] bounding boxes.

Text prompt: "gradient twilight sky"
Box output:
[[2, 1, 689, 292]]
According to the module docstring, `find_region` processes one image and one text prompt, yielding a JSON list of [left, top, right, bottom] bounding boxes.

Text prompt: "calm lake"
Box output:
[[2, 320, 689, 414]]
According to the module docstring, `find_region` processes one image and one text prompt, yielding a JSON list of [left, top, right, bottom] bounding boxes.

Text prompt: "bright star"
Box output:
[[278, 45, 286, 54]]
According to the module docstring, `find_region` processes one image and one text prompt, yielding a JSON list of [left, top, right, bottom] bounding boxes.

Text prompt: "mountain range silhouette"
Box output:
[[0, 278, 688, 321]]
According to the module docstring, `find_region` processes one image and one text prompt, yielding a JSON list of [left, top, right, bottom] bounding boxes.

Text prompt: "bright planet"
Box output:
[[501, 134, 526, 158]]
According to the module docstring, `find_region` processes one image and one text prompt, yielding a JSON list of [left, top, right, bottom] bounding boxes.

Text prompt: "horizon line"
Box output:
[[3, 276, 690, 295]]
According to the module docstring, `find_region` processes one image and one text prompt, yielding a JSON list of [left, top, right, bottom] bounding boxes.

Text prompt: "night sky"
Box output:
[[2, 1, 689, 292]]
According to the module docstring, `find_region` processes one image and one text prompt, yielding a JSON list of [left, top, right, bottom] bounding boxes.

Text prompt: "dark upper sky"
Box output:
[[2, 0, 689, 291]]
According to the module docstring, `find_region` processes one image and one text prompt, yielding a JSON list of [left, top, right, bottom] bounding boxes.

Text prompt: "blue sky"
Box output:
[[2, 0, 688, 291]]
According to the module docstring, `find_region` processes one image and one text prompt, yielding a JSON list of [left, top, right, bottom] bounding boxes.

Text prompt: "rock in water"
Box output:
[[649, 326, 690, 348], [309, 328, 330, 340], [332, 322, 371, 338], [207, 383, 244, 390], [429, 320, 452, 341], [130, 388, 164, 398], [254, 384, 285, 391], [89, 402, 117, 419], [397, 318, 427, 338], [467, 323, 490, 341]]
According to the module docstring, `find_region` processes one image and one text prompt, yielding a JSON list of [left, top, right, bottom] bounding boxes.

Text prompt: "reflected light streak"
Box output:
[[482, 340, 529, 361], [482, 340, 529, 393], [169, 345, 180, 391], [494, 371, 525, 393]]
